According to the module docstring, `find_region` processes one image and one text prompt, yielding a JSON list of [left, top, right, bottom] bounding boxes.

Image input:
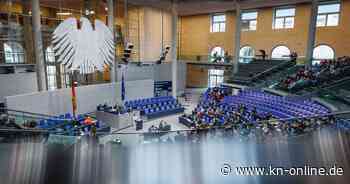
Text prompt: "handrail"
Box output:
[[1, 110, 348, 136], [111, 110, 350, 135], [231, 59, 294, 84], [1, 108, 61, 118], [251, 59, 295, 81], [301, 75, 350, 97], [0, 107, 94, 121], [322, 76, 350, 90]]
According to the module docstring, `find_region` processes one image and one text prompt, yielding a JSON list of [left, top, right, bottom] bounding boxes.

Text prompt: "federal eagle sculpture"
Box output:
[[52, 17, 114, 74]]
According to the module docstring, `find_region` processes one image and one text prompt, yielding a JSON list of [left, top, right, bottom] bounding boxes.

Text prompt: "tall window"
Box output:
[[273, 7, 295, 29], [46, 65, 57, 90], [211, 14, 226, 32], [210, 46, 224, 62], [45, 46, 55, 63], [208, 69, 224, 88], [3, 42, 25, 63], [317, 3, 340, 27], [312, 45, 335, 65], [61, 68, 71, 88], [271, 45, 291, 59], [241, 11, 258, 31], [239, 46, 255, 63], [45, 46, 57, 90]]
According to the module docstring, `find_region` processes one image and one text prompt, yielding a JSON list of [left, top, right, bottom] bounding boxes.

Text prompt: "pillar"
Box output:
[[108, 0, 116, 82], [22, 0, 34, 64], [171, 1, 178, 98], [233, 0, 241, 75], [32, 0, 47, 91], [305, 0, 318, 65], [124, 0, 128, 45]]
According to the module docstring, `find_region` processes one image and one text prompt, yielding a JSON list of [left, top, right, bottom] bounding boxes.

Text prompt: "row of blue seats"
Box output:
[[143, 104, 182, 115], [37, 113, 85, 129], [223, 91, 330, 118], [145, 107, 185, 119], [236, 93, 328, 112], [125, 96, 185, 119], [125, 98, 176, 109], [199, 88, 331, 122], [133, 101, 177, 110], [223, 97, 313, 119], [125, 96, 173, 104], [336, 119, 350, 131], [36, 113, 108, 136], [224, 97, 317, 116]]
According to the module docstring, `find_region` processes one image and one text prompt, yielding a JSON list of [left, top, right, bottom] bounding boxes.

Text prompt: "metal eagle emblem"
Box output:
[[52, 17, 114, 74]]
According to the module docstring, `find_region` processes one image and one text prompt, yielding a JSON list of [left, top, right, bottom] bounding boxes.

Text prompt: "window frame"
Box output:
[[239, 45, 255, 63], [312, 44, 335, 65], [44, 45, 71, 89], [208, 69, 224, 88], [271, 45, 291, 59], [46, 65, 57, 91], [210, 13, 226, 33], [273, 6, 296, 29], [45, 46, 57, 91], [210, 46, 225, 62], [3, 42, 25, 64], [316, 2, 341, 27], [241, 10, 258, 31]]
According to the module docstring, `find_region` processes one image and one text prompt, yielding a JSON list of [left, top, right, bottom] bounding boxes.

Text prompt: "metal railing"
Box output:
[[1, 107, 349, 138], [251, 59, 295, 82], [110, 110, 350, 135]]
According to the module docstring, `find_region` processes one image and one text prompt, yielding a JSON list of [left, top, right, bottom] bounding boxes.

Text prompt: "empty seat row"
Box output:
[[221, 90, 330, 119]]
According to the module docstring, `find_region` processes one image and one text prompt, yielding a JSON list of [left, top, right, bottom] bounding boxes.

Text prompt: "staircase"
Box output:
[[254, 64, 302, 88], [228, 59, 295, 86]]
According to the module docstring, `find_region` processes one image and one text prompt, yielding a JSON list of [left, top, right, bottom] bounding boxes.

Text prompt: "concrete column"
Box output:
[[22, 0, 34, 64], [171, 2, 178, 98], [32, 0, 47, 91], [108, 0, 117, 82], [233, 0, 241, 75], [124, 0, 128, 45], [306, 0, 318, 65]]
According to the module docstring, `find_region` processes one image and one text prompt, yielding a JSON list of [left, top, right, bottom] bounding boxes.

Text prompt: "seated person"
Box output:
[[159, 121, 164, 130], [5, 118, 22, 129], [23, 120, 37, 128], [148, 125, 158, 132], [84, 116, 94, 125], [223, 51, 231, 63], [0, 114, 8, 126], [163, 122, 171, 131]]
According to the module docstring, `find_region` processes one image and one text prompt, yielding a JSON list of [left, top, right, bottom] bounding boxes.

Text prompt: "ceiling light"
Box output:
[[56, 12, 72, 16]]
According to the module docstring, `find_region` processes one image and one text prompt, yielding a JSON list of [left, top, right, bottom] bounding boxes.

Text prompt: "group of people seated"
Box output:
[[177, 87, 340, 141], [211, 51, 231, 63], [0, 112, 101, 137], [146, 114, 337, 144], [97, 103, 131, 114], [278, 56, 350, 92], [0, 114, 24, 129], [148, 120, 171, 133], [279, 67, 318, 91]]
